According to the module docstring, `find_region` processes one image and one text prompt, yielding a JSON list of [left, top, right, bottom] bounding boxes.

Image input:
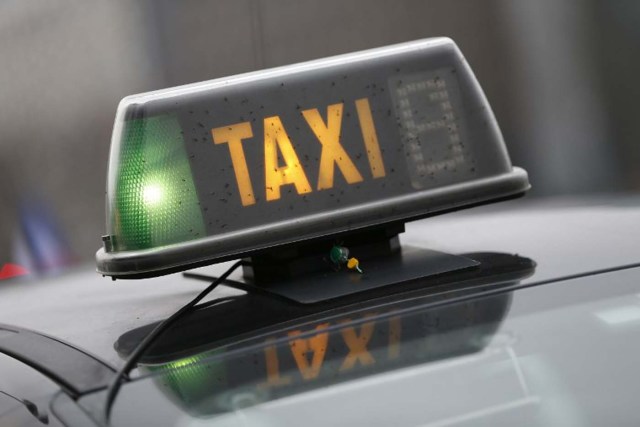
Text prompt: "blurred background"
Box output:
[[1, 0, 638, 274]]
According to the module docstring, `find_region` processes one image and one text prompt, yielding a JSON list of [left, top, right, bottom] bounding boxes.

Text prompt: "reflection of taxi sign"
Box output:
[[136, 292, 513, 415], [96, 37, 529, 278]]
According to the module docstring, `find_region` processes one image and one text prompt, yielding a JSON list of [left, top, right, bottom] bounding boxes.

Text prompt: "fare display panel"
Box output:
[[98, 38, 529, 277]]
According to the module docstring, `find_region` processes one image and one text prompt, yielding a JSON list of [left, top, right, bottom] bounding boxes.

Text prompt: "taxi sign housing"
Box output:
[[96, 38, 529, 278]]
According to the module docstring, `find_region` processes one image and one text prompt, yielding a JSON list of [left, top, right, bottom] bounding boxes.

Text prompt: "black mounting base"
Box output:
[[240, 223, 479, 304], [247, 246, 479, 304], [242, 223, 405, 285]]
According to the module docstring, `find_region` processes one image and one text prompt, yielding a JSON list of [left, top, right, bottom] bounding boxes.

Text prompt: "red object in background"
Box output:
[[0, 263, 30, 280]]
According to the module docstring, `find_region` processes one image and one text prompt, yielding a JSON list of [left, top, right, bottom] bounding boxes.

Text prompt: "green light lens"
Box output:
[[111, 115, 205, 251]]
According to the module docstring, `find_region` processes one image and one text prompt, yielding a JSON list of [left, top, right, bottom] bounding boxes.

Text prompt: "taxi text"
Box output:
[[212, 98, 386, 206]]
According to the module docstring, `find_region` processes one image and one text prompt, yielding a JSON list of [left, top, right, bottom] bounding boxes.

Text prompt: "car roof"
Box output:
[[79, 262, 640, 426], [1, 196, 639, 368]]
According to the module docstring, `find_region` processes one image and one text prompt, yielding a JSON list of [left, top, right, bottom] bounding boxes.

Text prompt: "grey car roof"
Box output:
[[0, 196, 639, 367]]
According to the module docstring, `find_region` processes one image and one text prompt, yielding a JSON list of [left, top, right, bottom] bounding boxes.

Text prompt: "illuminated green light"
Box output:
[[111, 115, 205, 251], [142, 184, 164, 206]]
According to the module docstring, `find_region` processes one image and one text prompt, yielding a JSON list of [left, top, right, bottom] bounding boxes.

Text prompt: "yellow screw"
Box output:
[[347, 257, 363, 274]]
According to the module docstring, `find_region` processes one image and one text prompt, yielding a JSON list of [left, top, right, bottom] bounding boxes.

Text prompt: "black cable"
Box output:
[[103, 260, 243, 424]]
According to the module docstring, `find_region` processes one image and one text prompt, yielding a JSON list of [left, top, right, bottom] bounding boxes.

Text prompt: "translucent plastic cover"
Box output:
[[97, 38, 529, 278]]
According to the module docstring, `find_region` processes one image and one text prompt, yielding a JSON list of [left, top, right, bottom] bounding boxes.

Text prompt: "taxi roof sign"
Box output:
[[96, 38, 529, 278]]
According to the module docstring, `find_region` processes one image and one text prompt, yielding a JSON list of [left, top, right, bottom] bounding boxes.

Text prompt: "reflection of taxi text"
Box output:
[[260, 315, 401, 387]]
